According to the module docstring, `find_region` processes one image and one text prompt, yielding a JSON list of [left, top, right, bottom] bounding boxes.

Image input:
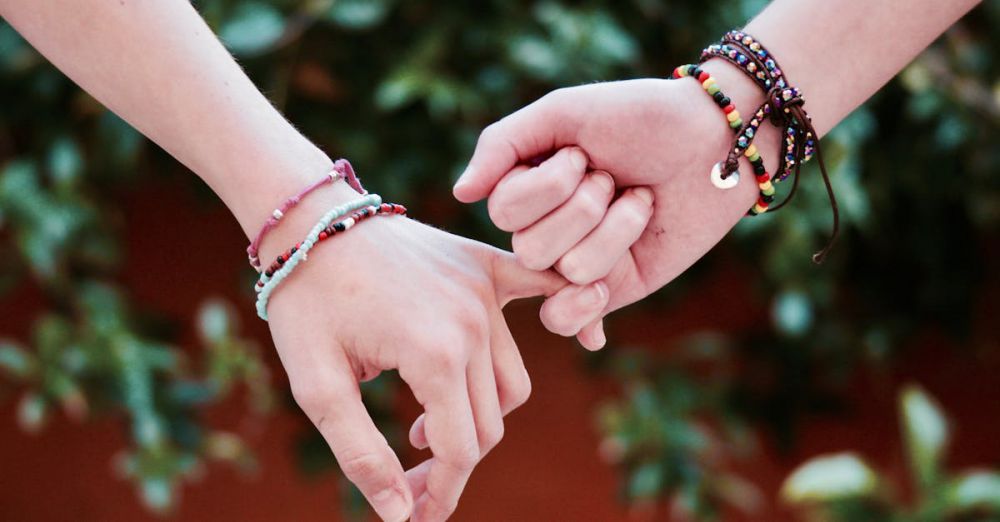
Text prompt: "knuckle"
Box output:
[[509, 373, 532, 409], [478, 121, 503, 145], [539, 169, 575, 198], [574, 190, 607, 223], [290, 382, 333, 419], [481, 423, 505, 451], [449, 439, 481, 470], [511, 233, 550, 271], [487, 194, 518, 232], [422, 341, 466, 374], [556, 254, 596, 286], [540, 302, 577, 337], [620, 199, 653, 231], [339, 450, 389, 486]]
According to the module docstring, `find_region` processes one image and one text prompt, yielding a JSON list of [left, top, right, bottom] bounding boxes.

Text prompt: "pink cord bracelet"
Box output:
[[246, 158, 366, 270]]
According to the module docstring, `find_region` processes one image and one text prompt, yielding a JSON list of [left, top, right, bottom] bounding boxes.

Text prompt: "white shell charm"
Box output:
[[710, 162, 739, 190]]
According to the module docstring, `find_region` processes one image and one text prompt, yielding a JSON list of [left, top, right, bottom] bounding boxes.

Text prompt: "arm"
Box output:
[[0, 2, 585, 521], [0, 0, 339, 234], [454, 0, 981, 346]]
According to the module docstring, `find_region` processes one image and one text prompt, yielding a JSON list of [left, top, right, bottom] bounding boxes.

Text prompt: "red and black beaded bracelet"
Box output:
[[255, 202, 407, 287]]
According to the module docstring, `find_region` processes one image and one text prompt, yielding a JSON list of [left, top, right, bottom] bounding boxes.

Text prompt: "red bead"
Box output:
[[723, 104, 736, 114], [757, 197, 769, 208], [756, 173, 771, 183], [319, 231, 328, 240], [697, 72, 710, 82]]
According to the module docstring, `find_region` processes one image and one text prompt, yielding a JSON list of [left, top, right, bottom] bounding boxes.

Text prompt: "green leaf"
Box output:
[[781, 453, 880, 503], [197, 300, 232, 344], [374, 70, 424, 111], [17, 392, 48, 433], [0, 341, 35, 378], [945, 471, 1000, 512], [219, 3, 286, 56], [772, 290, 814, 337], [628, 461, 664, 499], [47, 136, 84, 188], [900, 384, 949, 491], [327, 0, 393, 29]]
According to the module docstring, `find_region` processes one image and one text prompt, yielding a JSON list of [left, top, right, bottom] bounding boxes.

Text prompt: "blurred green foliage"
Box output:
[[1, 0, 998, 519], [780, 385, 1000, 521]]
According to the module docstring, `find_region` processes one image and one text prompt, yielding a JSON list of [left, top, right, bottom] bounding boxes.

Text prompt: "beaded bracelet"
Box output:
[[701, 34, 816, 184], [672, 64, 775, 215], [246, 158, 367, 270], [255, 202, 407, 285], [255, 193, 382, 321], [699, 30, 839, 262]]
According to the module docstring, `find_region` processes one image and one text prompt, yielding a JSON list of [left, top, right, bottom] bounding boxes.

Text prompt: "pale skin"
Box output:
[[0, 2, 607, 521], [0, 0, 982, 520], [456, 0, 983, 350]]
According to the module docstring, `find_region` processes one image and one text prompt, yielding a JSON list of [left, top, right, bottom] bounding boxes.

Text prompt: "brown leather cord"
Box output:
[[701, 36, 840, 264]]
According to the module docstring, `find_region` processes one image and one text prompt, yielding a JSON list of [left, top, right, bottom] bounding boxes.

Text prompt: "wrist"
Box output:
[[255, 178, 373, 268]]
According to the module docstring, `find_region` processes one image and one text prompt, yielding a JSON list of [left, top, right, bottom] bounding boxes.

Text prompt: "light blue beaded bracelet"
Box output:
[[255, 193, 382, 321]]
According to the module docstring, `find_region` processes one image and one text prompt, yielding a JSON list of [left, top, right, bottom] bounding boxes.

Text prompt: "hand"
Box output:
[[454, 66, 778, 348], [264, 214, 580, 521]]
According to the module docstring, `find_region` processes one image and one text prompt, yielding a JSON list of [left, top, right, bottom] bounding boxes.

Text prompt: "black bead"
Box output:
[[720, 96, 731, 106], [713, 92, 725, 103], [753, 164, 766, 175], [763, 195, 775, 203], [333, 222, 347, 232]]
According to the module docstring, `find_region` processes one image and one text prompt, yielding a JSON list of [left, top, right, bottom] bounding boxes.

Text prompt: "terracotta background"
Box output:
[[1, 177, 997, 521]]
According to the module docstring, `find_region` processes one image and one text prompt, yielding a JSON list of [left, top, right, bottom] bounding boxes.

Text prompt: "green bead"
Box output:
[[729, 118, 743, 129], [763, 185, 776, 196], [706, 84, 720, 95]]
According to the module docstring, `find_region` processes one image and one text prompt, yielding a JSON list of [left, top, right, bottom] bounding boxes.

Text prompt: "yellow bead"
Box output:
[[744, 144, 758, 157], [753, 204, 768, 214], [726, 111, 741, 122], [702, 78, 716, 89]]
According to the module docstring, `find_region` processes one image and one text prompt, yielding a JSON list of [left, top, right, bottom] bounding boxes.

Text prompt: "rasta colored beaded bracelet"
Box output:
[[255, 202, 407, 287], [246, 158, 367, 270], [671, 64, 775, 216]]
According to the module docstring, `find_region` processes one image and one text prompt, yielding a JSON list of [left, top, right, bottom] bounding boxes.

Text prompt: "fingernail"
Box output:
[[633, 186, 654, 206], [588, 281, 608, 304], [372, 488, 411, 522], [592, 172, 614, 193], [569, 148, 587, 172]]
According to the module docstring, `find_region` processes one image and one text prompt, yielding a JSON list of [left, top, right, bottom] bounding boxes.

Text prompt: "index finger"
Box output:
[[401, 350, 480, 521]]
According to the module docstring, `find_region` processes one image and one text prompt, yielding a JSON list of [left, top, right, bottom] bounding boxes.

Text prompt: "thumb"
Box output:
[[454, 92, 579, 203], [489, 248, 568, 306]]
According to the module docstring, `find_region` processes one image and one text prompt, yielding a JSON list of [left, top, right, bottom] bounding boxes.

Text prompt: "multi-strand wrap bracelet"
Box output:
[[674, 30, 839, 263], [246, 161, 406, 321]]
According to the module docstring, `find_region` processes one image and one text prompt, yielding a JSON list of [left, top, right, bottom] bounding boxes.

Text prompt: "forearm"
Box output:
[[744, 0, 980, 137], [0, 0, 352, 236]]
